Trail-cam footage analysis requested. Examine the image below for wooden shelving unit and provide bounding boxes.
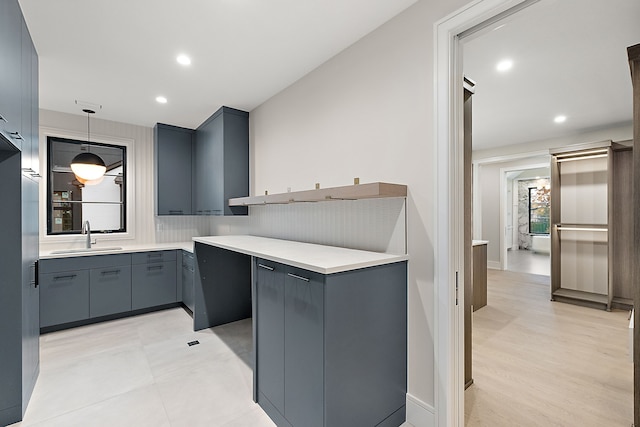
[549,140,633,311]
[228,182,407,206]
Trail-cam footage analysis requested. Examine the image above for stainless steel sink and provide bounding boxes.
[49,247,123,255]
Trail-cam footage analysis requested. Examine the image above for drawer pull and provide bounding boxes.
[9,131,23,140]
[258,263,274,271]
[54,274,77,280]
[287,273,309,282]
[169,210,183,214]
[0,114,7,123]
[147,253,163,258]
[147,265,163,271]
[100,269,121,275]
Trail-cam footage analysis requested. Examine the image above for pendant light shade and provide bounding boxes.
[71,109,106,183]
[71,152,106,180]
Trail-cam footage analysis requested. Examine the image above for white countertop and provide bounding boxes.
[472,240,489,246]
[193,235,408,274]
[39,241,194,259]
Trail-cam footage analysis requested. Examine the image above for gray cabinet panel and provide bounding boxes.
[324,262,407,427]
[21,176,39,414]
[284,267,324,427]
[40,270,90,327]
[256,259,285,413]
[0,152,22,425]
[155,124,194,215]
[194,112,223,215]
[132,261,177,310]
[181,251,194,312]
[222,110,249,216]
[39,253,131,273]
[90,265,132,317]
[193,243,251,330]
[0,0,22,147]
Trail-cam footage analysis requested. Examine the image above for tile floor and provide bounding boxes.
[11,308,276,427]
[506,249,550,276]
[13,308,414,427]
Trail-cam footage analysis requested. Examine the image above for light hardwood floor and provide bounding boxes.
[465,270,633,426]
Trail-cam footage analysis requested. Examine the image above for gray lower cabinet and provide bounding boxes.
[89,265,132,317]
[40,269,90,327]
[181,251,195,312]
[255,258,408,427]
[40,250,180,330]
[131,250,178,310]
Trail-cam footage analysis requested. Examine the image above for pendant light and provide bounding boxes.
[70,109,106,182]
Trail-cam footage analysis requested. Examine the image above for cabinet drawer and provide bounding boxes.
[40,270,90,327]
[90,265,132,317]
[40,253,131,273]
[132,250,177,265]
[132,261,177,310]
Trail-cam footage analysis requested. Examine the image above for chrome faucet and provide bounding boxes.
[82,220,91,249]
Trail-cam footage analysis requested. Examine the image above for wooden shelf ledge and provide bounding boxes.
[228,182,407,207]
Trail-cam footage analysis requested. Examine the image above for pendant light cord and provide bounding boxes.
[83,108,95,152]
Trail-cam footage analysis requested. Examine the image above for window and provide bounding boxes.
[47,136,126,235]
[529,186,550,234]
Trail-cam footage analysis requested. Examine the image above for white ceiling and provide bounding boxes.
[463,0,640,150]
[18,0,417,129]
[19,0,640,148]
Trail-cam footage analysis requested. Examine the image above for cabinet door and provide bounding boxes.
[155,124,193,215]
[256,259,285,413]
[131,261,177,310]
[193,113,223,215]
[20,18,32,170]
[40,270,90,327]
[284,267,324,427]
[90,265,132,317]
[21,176,39,410]
[0,0,22,145]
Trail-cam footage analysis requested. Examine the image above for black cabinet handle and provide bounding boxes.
[258,264,274,271]
[169,210,183,214]
[287,273,309,282]
[147,265,163,271]
[9,132,23,140]
[54,274,77,280]
[34,261,38,288]
[147,253,163,258]
[0,113,7,123]
[100,269,121,275]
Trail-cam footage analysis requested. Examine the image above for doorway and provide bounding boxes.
[434,0,637,425]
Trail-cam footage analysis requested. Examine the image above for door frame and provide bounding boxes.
[433,0,538,425]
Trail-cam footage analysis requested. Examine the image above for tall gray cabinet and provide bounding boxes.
[0,0,39,423]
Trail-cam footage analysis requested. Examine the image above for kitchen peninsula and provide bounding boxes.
[193,235,409,427]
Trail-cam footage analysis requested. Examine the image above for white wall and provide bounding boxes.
[249,0,469,413]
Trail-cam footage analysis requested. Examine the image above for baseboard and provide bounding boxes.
[487,260,501,270]
[406,393,435,427]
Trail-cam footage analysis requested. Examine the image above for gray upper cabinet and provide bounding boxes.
[0,0,22,148]
[155,106,248,216]
[155,123,194,215]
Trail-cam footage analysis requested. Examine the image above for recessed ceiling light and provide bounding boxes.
[176,54,191,66]
[554,115,567,123]
[156,96,168,104]
[496,59,513,72]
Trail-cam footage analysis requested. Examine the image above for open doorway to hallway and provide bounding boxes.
[456,0,637,424]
